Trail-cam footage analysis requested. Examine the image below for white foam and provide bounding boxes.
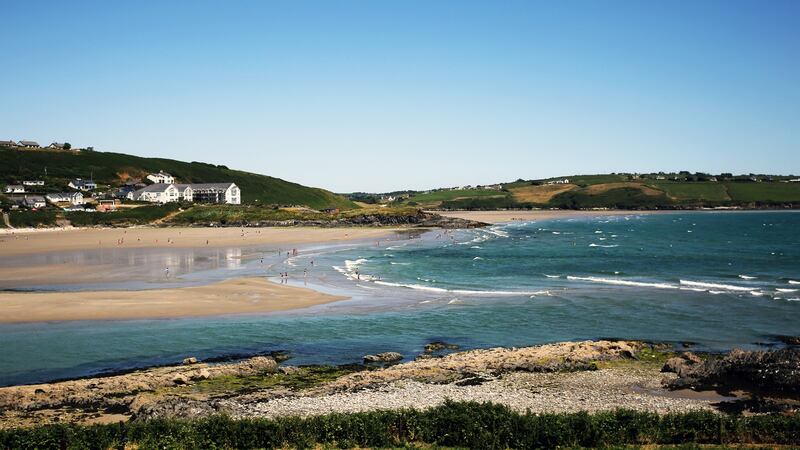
[789,280,800,285]
[750,291,765,297]
[589,243,619,248]
[738,275,757,280]
[473,257,483,260]
[566,276,678,290]
[777,288,798,293]
[470,246,482,249]
[552,231,561,235]
[709,290,726,295]
[787,298,800,302]
[679,280,751,292]
[544,274,560,279]
[389,262,411,265]
[529,290,554,297]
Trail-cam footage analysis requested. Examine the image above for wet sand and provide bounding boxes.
[434,209,669,224]
[0,277,345,323]
[0,227,398,257]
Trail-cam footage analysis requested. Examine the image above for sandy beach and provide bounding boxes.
[434,209,669,224]
[0,277,344,323]
[0,226,398,257]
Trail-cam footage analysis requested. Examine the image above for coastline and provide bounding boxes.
[4,339,796,429]
[0,226,399,257]
[0,277,346,323]
[434,209,672,224]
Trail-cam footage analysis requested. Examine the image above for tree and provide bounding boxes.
[63,142,71,150]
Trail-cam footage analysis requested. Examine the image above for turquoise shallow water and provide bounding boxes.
[1,211,798,386]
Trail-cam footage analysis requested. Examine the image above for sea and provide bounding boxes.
[1,211,798,386]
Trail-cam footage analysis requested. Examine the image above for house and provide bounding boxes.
[46,192,85,206]
[21,196,47,209]
[322,207,340,214]
[69,178,97,191]
[129,183,180,203]
[547,178,570,185]
[173,184,194,202]
[113,185,138,199]
[22,180,45,186]
[187,183,240,204]
[49,142,66,149]
[4,184,25,194]
[0,140,16,147]
[96,199,120,212]
[18,140,40,148]
[146,171,175,184]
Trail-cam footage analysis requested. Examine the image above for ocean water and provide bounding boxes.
[1,211,798,386]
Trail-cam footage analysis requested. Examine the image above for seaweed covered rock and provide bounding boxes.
[667,347,800,398]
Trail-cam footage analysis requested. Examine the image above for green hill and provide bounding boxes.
[0,146,356,210]
[388,173,800,210]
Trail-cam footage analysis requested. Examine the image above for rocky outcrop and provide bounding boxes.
[665,347,800,398]
[0,356,277,428]
[364,352,403,363]
[661,352,703,377]
[330,340,644,392]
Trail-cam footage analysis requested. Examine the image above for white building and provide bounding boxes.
[22,196,47,209]
[547,178,570,185]
[174,184,194,202]
[188,183,240,204]
[4,185,25,194]
[129,183,180,203]
[146,171,175,184]
[22,180,45,186]
[46,192,85,206]
[69,178,97,191]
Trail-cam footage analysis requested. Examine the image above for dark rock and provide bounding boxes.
[666,347,800,399]
[363,352,403,363]
[424,341,460,353]
[775,335,800,346]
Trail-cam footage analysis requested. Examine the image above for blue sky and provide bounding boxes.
[2,1,798,192]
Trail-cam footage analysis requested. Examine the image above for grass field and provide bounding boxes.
[406,188,509,207]
[64,204,183,227]
[725,182,800,202]
[648,182,731,202]
[0,146,356,210]
[510,184,577,203]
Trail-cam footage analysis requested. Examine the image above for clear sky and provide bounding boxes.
[2,1,798,192]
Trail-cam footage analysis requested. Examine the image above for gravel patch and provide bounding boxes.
[232,368,717,419]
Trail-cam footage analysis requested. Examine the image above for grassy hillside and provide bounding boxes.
[392,174,800,210]
[0,146,356,210]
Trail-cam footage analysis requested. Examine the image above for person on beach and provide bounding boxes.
[164,266,170,279]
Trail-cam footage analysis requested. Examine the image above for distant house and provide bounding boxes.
[113,185,138,199]
[547,178,570,185]
[129,183,180,203]
[49,142,66,150]
[97,199,120,212]
[69,178,97,191]
[4,184,25,194]
[146,171,175,184]
[322,207,340,214]
[0,140,16,147]
[22,180,45,186]
[18,140,40,148]
[173,184,194,202]
[789,178,800,183]
[188,183,240,204]
[21,195,47,209]
[46,192,85,206]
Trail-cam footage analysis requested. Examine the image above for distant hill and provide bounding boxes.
[380,173,800,210]
[0,146,357,210]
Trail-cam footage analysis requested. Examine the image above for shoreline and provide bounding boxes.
[3,339,794,429]
[433,208,799,224]
[0,226,400,257]
[0,277,346,324]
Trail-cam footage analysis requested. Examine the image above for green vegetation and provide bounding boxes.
[183,365,362,396]
[64,204,183,227]
[7,210,58,228]
[649,182,731,202]
[725,182,800,203]
[440,195,520,210]
[169,205,421,225]
[0,146,356,210]
[2,401,799,449]
[408,188,508,207]
[548,187,672,210]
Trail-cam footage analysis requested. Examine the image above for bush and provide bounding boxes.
[8,210,57,227]
[1,402,799,449]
